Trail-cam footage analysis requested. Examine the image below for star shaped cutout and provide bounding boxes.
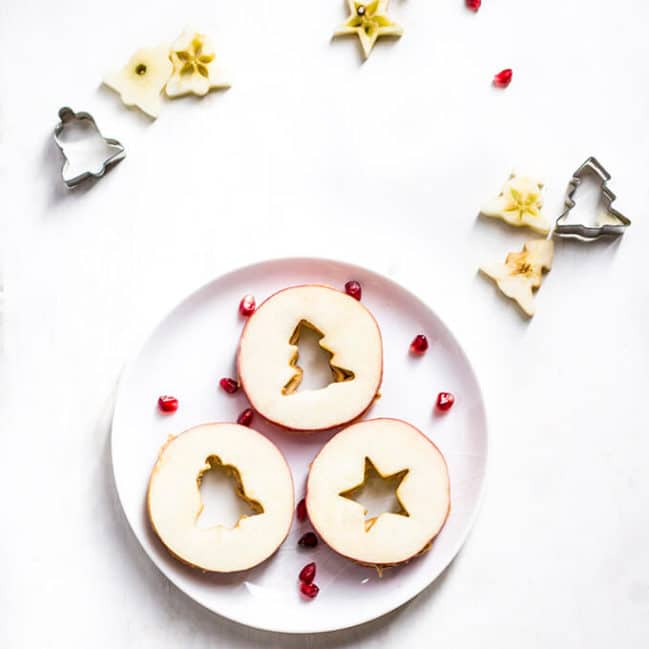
[334,0,403,60]
[339,457,409,531]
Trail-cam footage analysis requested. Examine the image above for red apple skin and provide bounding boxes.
[236,284,384,433]
[146,422,295,574]
[305,418,451,569]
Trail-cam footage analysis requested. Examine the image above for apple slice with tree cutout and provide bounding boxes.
[147,423,294,572]
[237,285,383,431]
[306,418,450,568]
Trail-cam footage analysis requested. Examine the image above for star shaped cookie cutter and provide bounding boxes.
[53,107,126,188]
[554,156,631,240]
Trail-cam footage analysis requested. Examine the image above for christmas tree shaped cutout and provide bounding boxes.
[555,156,631,239]
[283,320,355,394]
[480,239,554,317]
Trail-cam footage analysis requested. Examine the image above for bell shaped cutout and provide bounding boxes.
[53,107,125,188]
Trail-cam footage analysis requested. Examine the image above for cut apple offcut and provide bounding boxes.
[147,423,294,572]
[307,418,450,568]
[237,285,383,431]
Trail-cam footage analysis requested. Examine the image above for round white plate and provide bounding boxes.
[111,257,488,634]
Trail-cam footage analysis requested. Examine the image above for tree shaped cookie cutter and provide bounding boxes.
[554,156,631,240]
[53,107,126,188]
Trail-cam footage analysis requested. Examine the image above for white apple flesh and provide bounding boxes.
[147,423,294,572]
[237,285,383,431]
[306,418,450,567]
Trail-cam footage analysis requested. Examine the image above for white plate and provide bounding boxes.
[111,257,488,634]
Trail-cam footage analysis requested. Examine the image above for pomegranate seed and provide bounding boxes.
[237,408,254,426]
[493,68,513,88]
[436,392,455,412]
[219,377,239,394]
[410,334,429,355]
[298,532,318,548]
[157,395,179,413]
[344,280,362,301]
[299,562,317,584]
[239,294,256,317]
[296,498,307,522]
[300,582,319,599]
[466,0,481,11]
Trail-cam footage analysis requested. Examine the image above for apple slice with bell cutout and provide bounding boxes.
[237,284,383,431]
[306,418,450,568]
[147,423,294,572]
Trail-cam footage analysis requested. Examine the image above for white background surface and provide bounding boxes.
[1,0,648,647]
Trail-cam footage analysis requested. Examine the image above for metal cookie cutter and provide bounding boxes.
[554,156,631,240]
[53,107,125,188]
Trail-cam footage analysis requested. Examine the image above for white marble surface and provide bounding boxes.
[2,0,649,647]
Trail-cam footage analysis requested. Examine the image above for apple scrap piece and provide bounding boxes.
[334,0,403,60]
[237,285,383,431]
[166,29,230,98]
[480,239,554,317]
[103,45,173,118]
[306,419,450,568]
[481,174,550,234]
[147,423,294,572]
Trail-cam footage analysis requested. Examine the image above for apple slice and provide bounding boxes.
[306,418,450,568]
[237,285,383,431]
[147,423,294,572]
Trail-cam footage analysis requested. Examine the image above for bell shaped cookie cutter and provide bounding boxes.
[53,107,126,188]
[554,156,631,240]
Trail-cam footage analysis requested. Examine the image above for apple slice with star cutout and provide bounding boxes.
[237,285,383,431]
[306,418,450,568]
[147,423,294,572]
